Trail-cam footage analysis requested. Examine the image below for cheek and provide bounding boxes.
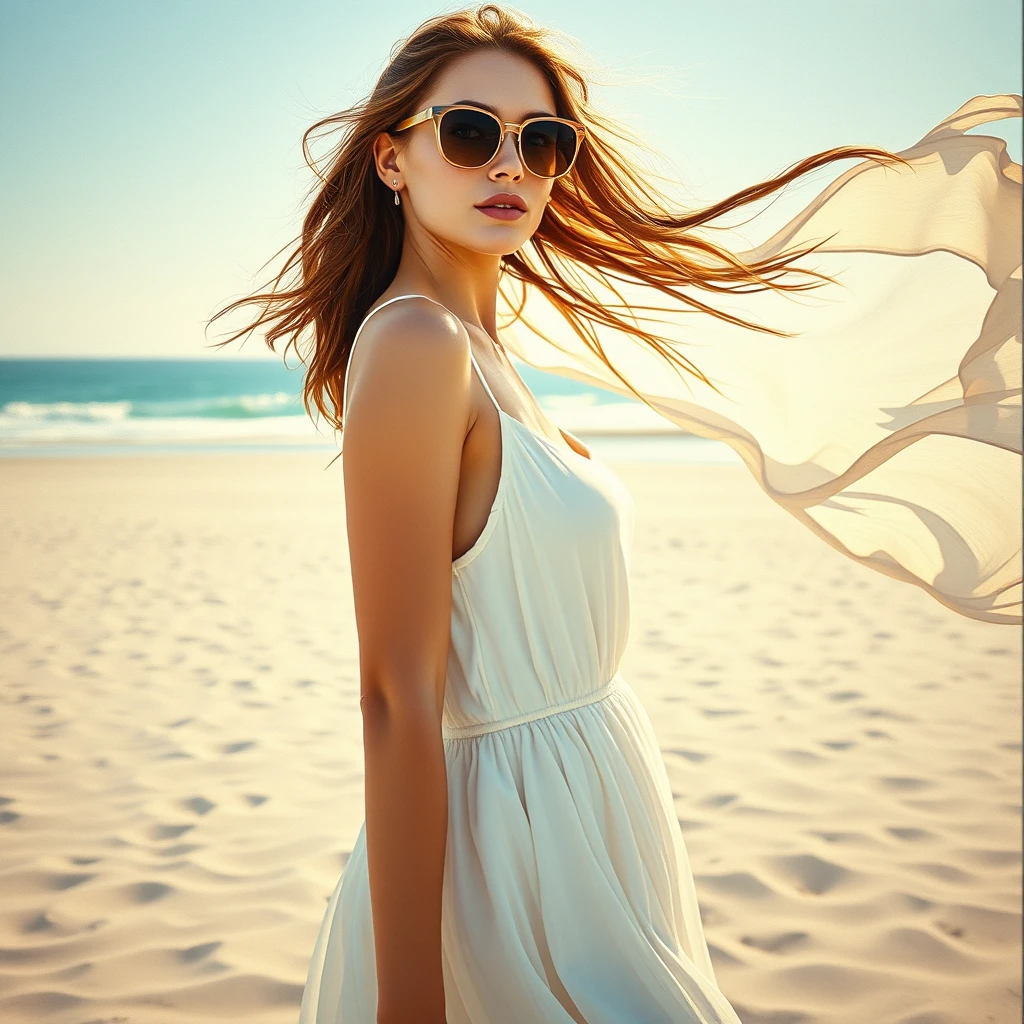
[406,142,473,213]
[413,178,476,238]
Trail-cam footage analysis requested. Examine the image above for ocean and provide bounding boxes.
[0,358,739,463]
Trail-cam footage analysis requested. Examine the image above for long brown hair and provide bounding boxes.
[207,3,910,446]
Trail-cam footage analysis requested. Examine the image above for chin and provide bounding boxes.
[462,227,537,257]
[424,214,537,258]
[476,240,530,257]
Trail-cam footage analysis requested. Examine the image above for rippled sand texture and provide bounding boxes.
[0,453,1020,1024]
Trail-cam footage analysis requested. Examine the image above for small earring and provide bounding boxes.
[392,179,400,206]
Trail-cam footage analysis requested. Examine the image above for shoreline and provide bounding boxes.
[0,430,745,464]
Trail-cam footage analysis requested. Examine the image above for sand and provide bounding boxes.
[0,451,1019,1024]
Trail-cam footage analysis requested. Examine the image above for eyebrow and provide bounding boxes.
[450,99,556,120]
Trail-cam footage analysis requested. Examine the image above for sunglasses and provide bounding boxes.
[392,104,586,180]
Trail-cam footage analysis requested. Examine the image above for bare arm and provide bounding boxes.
[342,301,471,1024]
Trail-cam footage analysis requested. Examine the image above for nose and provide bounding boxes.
[487,126,524,182]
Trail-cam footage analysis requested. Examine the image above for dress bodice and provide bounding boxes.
[340,293,636,740]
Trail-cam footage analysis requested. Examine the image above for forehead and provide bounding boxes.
[422,49,558,120]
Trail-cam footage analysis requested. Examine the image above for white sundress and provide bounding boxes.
[299,293,746,1023]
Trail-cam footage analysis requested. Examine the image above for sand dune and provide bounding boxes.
[0,452,1019,1024]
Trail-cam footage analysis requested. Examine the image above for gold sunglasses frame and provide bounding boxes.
[392,104,587,179]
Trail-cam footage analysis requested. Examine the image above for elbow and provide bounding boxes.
[359,673,444,726]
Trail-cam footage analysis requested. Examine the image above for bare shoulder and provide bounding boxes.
[359,295,466,351]
[344,297,471,427]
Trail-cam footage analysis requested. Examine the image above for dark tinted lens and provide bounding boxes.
[520,120,578,177]
[438,108,502,167]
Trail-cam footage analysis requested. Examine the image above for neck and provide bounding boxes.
[388,223,505,343]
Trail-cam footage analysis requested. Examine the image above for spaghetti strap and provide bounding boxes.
[341,292,501,427]
[465,347,501,415]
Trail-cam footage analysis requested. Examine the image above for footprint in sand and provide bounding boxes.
[150,823,194,841]
[222,740,256,754]
[666,748,711,764]
[763,853,858,896]
[886,827,934,842]
[182,796,216,815]
[739,930,810,954]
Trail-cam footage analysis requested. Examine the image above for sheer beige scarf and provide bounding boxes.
[498,94,1022,626]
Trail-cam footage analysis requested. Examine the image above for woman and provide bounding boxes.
[209,6,1021,1022]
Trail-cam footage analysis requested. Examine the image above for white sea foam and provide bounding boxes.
[0,393,738,462]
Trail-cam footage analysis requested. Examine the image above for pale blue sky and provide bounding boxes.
[1,0,1020,357]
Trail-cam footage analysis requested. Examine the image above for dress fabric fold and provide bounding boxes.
[499,93,1022,625]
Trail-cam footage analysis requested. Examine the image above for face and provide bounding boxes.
[376,49,564,257]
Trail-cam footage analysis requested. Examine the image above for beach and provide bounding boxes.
[0,451,1019,1024]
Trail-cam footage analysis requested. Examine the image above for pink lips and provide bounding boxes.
[475,192,527,221]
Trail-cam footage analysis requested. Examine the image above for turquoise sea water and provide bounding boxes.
[0,358,739,463]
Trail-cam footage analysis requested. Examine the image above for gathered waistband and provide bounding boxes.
[442,672,623,740]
